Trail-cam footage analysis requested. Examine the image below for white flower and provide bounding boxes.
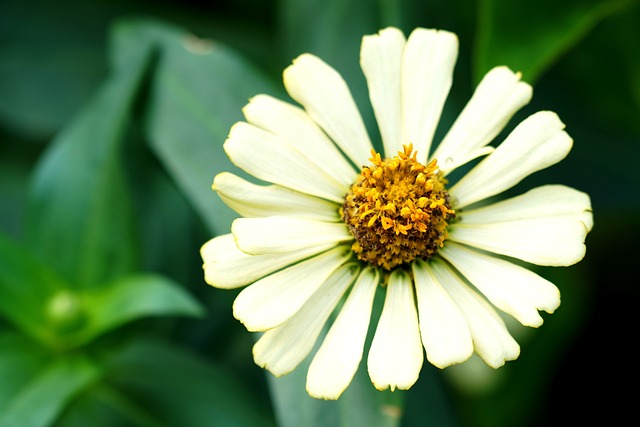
[200,27,593,400]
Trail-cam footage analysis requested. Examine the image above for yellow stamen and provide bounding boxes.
[340,144,454,270]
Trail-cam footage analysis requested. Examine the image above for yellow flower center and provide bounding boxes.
[340,144,455,270]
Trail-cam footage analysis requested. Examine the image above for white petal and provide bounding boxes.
[367,270,423,391]
[213,172,340,221]
[401,28,458,163]
[440,242,560,327]
[233,246,351,331]
[253,263,359,376]
[430,258,520,368]
[243,94,357,188]
[432,66,532,173]
[224,122,345,202]
[448,217,588,266]
[360,27,406,157]
[450,111,573,208]
[201,234,335,289]
[283,53,373,167]
[232,216,352,255]
[459,184,593,232]
[307,267,380,400]
[412,259,473,368]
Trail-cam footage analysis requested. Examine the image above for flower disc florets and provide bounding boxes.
[341,144,455,270]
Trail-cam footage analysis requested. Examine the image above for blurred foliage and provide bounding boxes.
[1,0,638,426]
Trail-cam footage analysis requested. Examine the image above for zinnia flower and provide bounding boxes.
[200,27,593,400]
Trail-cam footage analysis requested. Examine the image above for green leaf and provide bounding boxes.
[278,0,377,67]
[0,43,106,140]
[267,357,404,427]
[550,1,640,135]
[73,274,204,346]
[125,152,200,281]
[0,232,65,344]
[267,368,339,427]
[52,385,156,427]
[0,356,100,427]
[263,284,459,427]
[24,28,154,289]
[0,332,50,411]
[131,18,278,235]
[0,227,201,350]
[402,367,460,427]
[99,338,275,427]
[0,134,40,238]
[474,0,634,83]
[0,0,108,139]
[277,0,378,141]
[266,291,407,427]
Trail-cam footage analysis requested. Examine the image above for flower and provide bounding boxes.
[200,27,593,400]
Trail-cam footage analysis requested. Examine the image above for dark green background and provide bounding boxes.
[1,0,638,426]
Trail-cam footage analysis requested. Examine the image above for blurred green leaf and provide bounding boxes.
[401,366,460,427]
[0,232,65,344]
[102,338,275,427]
[277,0,378,139]
[127,18,278,235]
[73,274,204,346]
[266,280,460,427]
[0,356,100,427]
[52,386,146,427]
[0,44,106,140]
[474,0,634,83]
[278,0,377,66]
[0,232,201,350]
[339,365,405,427]
[125,146,198,281]
[0,134,42,239]
[268,356,405,427]
[267,371,338,427]
[267,292,406,427]
[0,332,50,411]
[24,28,154,289]
[549,1,640,135]
[0,0,108,139]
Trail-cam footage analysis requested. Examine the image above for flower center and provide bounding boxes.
[340,144,455,270]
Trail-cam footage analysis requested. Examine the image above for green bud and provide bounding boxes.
[46,290,88,335]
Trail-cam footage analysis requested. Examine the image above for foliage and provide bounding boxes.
[1,0,638,426]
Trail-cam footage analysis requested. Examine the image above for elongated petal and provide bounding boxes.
[432,66,532,173]
[368,270,423,391]
[307,267,380,399]
[412,259,473,368]
[430,259,520,368]
[360,27,405,157]
[214,172,340,221]
[450,111,573,208]
[460,184,593,232]
[401,28,458,163]
[283,53,373,167]
[232,216,352,255]
[253,263,359,376]
[448,217,588,266]
[243,94,357,188]
[440,243,560,327]
[201,234,335,289]
[233,246,351,331]
[224,122,345,202]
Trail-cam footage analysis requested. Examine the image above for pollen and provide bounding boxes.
[340,144,455,270]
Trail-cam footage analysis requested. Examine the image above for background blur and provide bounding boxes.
[1,0,639,426]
